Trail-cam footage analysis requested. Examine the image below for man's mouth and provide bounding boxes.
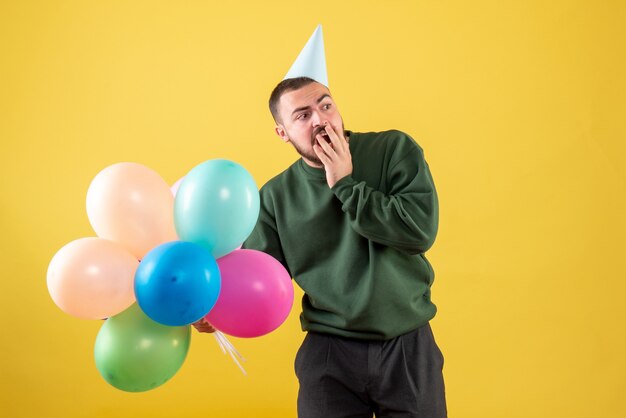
[314,128,331,143]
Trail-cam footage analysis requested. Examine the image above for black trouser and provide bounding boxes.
[295,323,447,418]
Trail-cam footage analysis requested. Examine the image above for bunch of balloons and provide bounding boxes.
[47,160,294,392]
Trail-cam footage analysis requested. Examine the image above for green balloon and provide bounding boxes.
[94,303,191,392]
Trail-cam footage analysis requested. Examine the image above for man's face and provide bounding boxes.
[275,82,345,167]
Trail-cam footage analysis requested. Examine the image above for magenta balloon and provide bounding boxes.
[205,249,294,338]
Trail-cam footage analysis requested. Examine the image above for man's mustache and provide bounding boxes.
[312,126,330,141]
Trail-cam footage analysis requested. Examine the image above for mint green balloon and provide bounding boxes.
[94,304,190,392]
[174,159,260,258]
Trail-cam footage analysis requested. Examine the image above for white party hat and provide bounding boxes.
[284,24,328,87]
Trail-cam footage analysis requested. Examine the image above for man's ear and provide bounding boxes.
[275,124,290,143]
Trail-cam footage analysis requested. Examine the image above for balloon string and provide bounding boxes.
[217,332,241,362]
[212,332,226,354]
[219,332,246,361]
[220,334,246,375]
[227,348,248,376]
[215,331,247,375]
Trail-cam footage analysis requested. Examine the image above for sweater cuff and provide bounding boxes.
[331,175,358,206]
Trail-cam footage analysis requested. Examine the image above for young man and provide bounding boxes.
[195,76,447,417]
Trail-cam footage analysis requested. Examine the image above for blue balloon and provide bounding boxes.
[135,241,221,326]
[174,159,260,258]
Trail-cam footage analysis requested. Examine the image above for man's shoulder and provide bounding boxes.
[352,129,423,155]
[353,129,418,144]
[259,159,300,195]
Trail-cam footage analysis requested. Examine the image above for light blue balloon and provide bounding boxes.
[174,160,260,258]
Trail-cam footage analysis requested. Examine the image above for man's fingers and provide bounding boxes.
[313,143,332,165]
[316,134,336,158]
[324,124,347,153]
[192,318,216,333]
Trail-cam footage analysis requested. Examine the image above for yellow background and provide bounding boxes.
[1,1,624,417]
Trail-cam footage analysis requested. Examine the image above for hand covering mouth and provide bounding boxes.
[312,127,331,143]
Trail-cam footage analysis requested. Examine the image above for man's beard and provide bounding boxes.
[292,142,323,166]
[287,121,345,167]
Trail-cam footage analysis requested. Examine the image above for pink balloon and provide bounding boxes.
[86,163,178,259]
[170,177,183,197]
[205,249,294,338]
[47,238,139,320]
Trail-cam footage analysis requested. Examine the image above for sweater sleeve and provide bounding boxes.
[330,141,439,254]
[241,189,291,275]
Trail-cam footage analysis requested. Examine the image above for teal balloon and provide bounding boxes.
[174,159,260,258]
[94,304,190,392]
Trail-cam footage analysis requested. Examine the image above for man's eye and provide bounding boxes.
[322,104,331,110]
[298,113,309,120]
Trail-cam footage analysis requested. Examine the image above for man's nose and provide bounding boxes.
[311,111,326,127]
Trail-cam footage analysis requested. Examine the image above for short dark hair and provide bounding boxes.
[269,77,319,123]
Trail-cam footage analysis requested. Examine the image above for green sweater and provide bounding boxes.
[242,130,439,340]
